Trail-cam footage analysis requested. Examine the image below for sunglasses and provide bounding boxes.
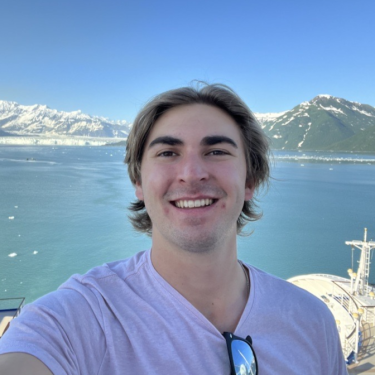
[223,332,258,375]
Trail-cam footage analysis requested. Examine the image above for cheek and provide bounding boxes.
[135,183,144,201]
[139,169,174,207]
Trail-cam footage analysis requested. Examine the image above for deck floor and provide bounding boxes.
[0,310,16,321]
[348,322,375,374]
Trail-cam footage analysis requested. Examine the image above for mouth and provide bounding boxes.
[173,198,216,209]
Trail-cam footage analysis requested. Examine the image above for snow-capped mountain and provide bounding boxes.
[1,96,375,151]
[0,100,130,138]
[254,111,287,128]
[257,95,375,151]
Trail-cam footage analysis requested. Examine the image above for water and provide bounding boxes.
[1,146,375,303]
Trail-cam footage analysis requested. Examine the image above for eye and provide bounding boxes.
[207,149,229,156]
[157,151,177,157]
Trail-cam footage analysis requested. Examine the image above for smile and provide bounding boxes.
[174,198,214,209]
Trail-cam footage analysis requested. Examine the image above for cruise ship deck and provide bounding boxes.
[348,321,375,374]
[289,229,375,372]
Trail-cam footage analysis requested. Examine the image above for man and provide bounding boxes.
[0,83,347,374]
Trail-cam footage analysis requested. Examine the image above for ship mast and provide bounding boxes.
[346,228,375,296]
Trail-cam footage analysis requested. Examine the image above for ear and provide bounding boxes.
[135,181,144,201]
[245,182,255,201]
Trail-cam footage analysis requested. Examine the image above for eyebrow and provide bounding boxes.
[147,135,238,149]
[148,136,183,148]
[201,135,238,148]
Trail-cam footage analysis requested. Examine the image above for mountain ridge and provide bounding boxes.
[258,95,375,152]
[1,96,375,151]
[0,100,129,139]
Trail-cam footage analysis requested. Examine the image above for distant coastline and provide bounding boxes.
[272,151,375,163]
[0,136,126,146]
[2,137,375,161]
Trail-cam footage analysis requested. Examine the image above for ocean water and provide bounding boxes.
[1,146,375,303]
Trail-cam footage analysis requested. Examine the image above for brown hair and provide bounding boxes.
[124,82,270,235]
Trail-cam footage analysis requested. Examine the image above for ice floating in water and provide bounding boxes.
[33,251,38,255]
[8,253,17,257]
[275,154,375,164]
[8,216,14,220]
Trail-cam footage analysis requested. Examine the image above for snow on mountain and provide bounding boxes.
[1,96,375,151]
[316,94,333,99]
[0,100,130,138]
[254,111,287,128]
[261,95,375,151]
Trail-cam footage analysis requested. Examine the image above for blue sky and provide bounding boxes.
[1,0,374,122]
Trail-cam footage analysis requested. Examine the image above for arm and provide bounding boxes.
[0,353,52,375]
[0,288,106,375]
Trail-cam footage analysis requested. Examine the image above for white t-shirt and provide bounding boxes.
[0,250,348,374]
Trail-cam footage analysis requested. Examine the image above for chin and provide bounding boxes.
[168,228,228,254]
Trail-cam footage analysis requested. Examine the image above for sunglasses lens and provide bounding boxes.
[231,339,257,375]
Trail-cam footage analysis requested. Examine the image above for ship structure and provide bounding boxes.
[289,228,375,365]
[0,298,24,338]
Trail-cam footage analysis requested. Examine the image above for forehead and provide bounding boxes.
[146,104,242,144]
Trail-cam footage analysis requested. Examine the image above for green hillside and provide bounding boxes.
[263,95,375,152]
[322,125,375,153]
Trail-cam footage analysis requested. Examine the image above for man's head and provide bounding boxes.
[125,82,270,235]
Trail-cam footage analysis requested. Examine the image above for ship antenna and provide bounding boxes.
[345,228,375,296]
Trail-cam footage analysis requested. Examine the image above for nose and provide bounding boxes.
[177,153,209,183]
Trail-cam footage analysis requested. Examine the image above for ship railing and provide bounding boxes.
[330,281,359,312]
[330,289,375,327]
[361,306,375,326]
[332,293,354,313]
[342,325,357,360]
[330,290,358,317]
[0,297,25,338]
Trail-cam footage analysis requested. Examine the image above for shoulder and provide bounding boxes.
[241,265,347,374]
[6,250,151,338]
[247,265,334,323]
[60,250,149,293]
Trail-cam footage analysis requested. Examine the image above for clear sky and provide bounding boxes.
[1,0,374,122]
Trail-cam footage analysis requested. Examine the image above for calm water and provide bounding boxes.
[1,146,375,303]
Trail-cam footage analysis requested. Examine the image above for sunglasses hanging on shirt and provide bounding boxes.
[223,332,258,375]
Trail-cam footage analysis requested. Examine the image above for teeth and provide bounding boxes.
[175,199,213,208]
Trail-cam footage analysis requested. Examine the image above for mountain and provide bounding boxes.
[0,100,130,138]
[256,95,375,152]
[0,128,15,137]
[1,96,375,152]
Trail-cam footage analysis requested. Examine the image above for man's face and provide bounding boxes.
[135,104,254,253]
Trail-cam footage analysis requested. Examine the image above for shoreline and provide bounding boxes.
[0,136,126,146]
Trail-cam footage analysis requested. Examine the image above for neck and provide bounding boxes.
[150,237,249,333]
